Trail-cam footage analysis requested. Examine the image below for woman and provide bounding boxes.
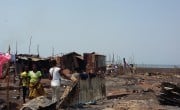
[20,65,29,103]
[28,64,45,99]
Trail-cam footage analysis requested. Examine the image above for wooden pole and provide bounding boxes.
[29,36,32,54]
[112,53,114,65]
[6,62,10,110]
[16,41,18,55]
[37,44,39,56]
[6,45,11,110]
[52,47,54,57]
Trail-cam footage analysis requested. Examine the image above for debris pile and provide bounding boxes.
[20,96,56,110]
[112,99,161,110]
[158,82,180,107]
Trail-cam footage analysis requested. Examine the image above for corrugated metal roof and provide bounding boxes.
[75,56,84,60]
[17,56,28,60]
[31,57,42,61]
[63,52,81,56]
[84,52,105,56]
[17,56,48,61]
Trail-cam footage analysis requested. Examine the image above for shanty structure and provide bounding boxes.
[16,54,51,78]
[59,74,106,108]
[19,52,107,109]
[84,52,106,73]
[59,52,106,108]
[60,52,86,72]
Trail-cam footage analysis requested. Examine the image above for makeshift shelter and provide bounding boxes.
[84,52,106,73]
[16,54,51,78]
[61,52,86,72]
[58,74,106,108]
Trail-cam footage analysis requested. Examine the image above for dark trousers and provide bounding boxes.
[22,86,28,102]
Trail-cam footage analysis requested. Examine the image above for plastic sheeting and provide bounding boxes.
[0,53,11,78]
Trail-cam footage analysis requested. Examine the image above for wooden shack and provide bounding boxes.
[84,52,106,73]
[61,52,86,72]
[16,54,51,78]
[59,74,106,108]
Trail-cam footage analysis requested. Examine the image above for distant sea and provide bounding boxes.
[135,64,180,68]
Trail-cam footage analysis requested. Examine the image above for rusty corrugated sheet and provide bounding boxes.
[59,75,106,108]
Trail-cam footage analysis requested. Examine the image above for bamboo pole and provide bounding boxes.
[29,36,32,54]
[6,45,11,110]
[6,62,10,110]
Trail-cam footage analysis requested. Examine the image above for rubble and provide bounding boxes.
[158,82,180,107]
[20,96,56,110]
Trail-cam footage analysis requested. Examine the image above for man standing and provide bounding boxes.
[49,60,61,103]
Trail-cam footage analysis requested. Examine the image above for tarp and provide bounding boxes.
[0,53,11,78]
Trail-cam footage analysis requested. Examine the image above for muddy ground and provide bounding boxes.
[1,71,180,110]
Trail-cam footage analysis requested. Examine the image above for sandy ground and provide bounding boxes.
[1,72,180,110]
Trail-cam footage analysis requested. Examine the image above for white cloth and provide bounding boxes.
[49,67,61,86]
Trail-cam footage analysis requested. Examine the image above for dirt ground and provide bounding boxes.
[1,72,180,110]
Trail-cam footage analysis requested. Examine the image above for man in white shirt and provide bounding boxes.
[49,60,78,104]
[49,60,61,103]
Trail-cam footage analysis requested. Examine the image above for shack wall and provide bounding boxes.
[60,75,106,107]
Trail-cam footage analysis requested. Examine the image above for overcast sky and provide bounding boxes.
[0,0,179,65]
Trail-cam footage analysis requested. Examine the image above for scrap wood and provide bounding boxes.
[57,81,78,108]
[158,82,180,107]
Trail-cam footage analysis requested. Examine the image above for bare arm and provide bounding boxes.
[60,69,71,80]
[60,69,77,82]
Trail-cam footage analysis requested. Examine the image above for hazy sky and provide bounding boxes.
[0,0,179,65]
